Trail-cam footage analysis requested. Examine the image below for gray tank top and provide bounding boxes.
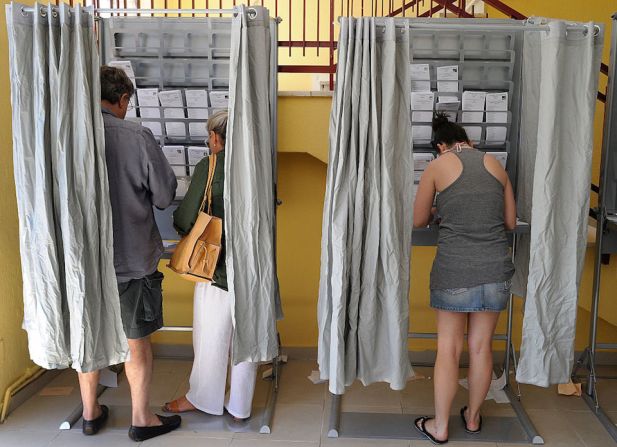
[430,148,515,290]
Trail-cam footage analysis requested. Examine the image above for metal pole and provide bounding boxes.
[59,385,107,430]
[327,393,342,438]
[503,232,517,387]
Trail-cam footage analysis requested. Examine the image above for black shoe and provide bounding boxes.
[128,414,182,442]
[82,405,109,436]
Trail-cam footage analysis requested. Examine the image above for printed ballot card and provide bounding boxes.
[411,92,435,110]
[486,92,508,112]
[461,112,484,123]
[462,91,487,111]
[185,89,209,119]
[159,90,185,119]
[411,81,431,92]
[143,122,163,137]
[464,126,482,142]
[137,89,160,118]
[187,147,208,165]
[485,112,508,123]
[436,65,459,81]
[189,123,207,138]
[412,111,433,122]
[437,81,459,93]
[209,91,230,109]
[486,126,507,144]
[108,60,136,81]
[165,122,186,138]
[162,146,186,176]
[411,64,431,80]
[412,125,432,142]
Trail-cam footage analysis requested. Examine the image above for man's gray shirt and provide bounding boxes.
[102,108,177,282]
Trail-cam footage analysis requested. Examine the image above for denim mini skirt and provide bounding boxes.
[430,280,511,312]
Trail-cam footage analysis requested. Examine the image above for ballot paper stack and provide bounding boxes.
[186,90,209,138]
[412,153,434,206]
[435,65,460,122]
[137,88,163,137]
[187,146,208,175]
[159,90,186,138]
[108,60,138,118]
[460,90,508,145]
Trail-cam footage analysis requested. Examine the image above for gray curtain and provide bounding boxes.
[225,5,280,364]
[318,17,414,395]
[514,21,603,386]
[7,2,128,372]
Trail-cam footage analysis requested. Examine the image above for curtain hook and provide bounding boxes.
[247,8,257,20]
[40,6,48,17]
[20,6,28,16]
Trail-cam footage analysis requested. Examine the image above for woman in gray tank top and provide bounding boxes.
[412,113,516,444]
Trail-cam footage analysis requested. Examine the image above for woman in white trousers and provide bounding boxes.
[163,111,258,420]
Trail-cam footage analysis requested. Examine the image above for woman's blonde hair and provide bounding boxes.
[207,110,228,144]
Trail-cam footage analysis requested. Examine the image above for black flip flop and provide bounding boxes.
[460,406,482,434]
[82,404,109,436]
[414,416,448,445]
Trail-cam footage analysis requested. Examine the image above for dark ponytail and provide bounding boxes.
[432,112,469,148]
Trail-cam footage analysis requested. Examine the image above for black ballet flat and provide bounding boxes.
[82,404,109,436]
[128,414,181,442]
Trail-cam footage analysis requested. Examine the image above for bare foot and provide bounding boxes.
[162,395,197,413]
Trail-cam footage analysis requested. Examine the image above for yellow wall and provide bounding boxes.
[0,0,36,416]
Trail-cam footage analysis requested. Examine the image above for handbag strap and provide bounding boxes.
[199,153,217,214]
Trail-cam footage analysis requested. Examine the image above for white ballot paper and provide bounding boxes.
[189,122,207,138]
[485,112,508,123]
[436,96,460,112]
[158,90,185,119]
[412,111,434,122]
[486,126,507,144]
[176,176,190,199]
[411,81,432,92]
[462,91,487,111]
[165,122,186,138]
[187,146,208,165]
[461,111,484,123]
[437,81,459,93]
[437,65,459,81]
[487,151,508,169]
[108,60,136,80]
[411,63,431,80]
[464,126,482,142]
[162,146,186,176]
[185,89,209,119]
[143,122,163,137]
[412,125,432,142]
[411,92,435,111]
[137,88,160,118]
[486,92,508,111]
[209,91,230,109]
[413,153,435,171]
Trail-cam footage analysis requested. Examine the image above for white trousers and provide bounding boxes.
[185,283,258,418]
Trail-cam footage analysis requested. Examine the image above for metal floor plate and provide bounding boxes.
[338,412,530,444]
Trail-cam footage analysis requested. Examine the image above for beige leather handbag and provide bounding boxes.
[168,154,222,283]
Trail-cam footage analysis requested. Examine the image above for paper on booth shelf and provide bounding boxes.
[462,91,486,111]
[486,92,508,111]
[414,171,423,183]
[162,146,185,176]
[436,65,459,81]
[463,126,482,142]
[411,92,434,110]
[209,91,230,109]
[189,122,207,138]
[137,88,160,118]
[176,177,190,199]
[436,98,460,112]
[142,121,163,137]
[461,111,484,123]
[412,111,433,122]
[412,125,432,142]
[186,89,209,119]
[486,126,507,144]
[413,153,435,170]
[187,146,208,165]
[437,81,458,93]
[159,90,185,119]
[165,122,186,138]
[411,63,431,80]
[485,112,508,123]
[487,151,508,169]
[411,80,431,92]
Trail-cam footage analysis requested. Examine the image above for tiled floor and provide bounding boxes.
[1,357,616,447]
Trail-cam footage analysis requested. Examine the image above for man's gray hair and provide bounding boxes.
[207,110,228,144]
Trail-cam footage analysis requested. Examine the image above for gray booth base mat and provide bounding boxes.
[337,412,529,444]
[70,404,265,434]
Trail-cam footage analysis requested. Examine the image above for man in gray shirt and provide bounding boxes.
[78,66,180,442]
